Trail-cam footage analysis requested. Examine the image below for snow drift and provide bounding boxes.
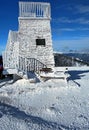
[0,67,89,130]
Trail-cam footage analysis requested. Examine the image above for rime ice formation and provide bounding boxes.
[3,2,54,77]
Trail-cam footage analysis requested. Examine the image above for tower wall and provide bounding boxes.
[18,20,54,67]
[18,2,54,68]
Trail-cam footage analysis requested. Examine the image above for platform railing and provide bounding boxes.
[19,2,51,18]
[18,56,47,73]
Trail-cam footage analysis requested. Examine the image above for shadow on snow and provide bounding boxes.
[0,102,80,130]
[67,70,89,87]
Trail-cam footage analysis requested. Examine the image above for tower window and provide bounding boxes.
[36,39,46,47]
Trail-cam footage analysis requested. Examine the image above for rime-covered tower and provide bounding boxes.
[18,2,54,67]
[3,2,54,76]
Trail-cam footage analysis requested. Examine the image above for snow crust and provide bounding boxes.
[0,67,89,129]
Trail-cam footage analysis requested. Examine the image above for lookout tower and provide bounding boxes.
[18,2,54,67]
[3,2,55,78]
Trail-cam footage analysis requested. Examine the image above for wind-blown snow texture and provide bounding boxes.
[0,67,89,130]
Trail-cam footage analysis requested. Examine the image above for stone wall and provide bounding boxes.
[18,18,54,68]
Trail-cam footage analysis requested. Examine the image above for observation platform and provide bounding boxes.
[19,2,51,19]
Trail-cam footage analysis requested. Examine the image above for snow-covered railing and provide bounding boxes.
[19,2,51,19]
[18,56,47,73]
[3,51,17,69]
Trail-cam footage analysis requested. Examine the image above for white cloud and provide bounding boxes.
[75,5,89,14]
[56,3,89,14]
[52,27,89,33]
[53,28,75,32]
[53,37,89,52]
[63,4,89,14]
[53,17,72,24]
[59,28,75,31]
[53,17,89,25]
[74,18,89,24]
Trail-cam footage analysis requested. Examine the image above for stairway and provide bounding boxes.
[17,56,47,81]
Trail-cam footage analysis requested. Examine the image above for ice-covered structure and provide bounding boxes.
[3,2,55,78]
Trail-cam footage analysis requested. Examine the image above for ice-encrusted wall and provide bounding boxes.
[3,2,54,74]
[18,18,54,67]
[3,31,19,69]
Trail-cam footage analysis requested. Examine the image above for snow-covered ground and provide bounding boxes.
[0,67,89,130]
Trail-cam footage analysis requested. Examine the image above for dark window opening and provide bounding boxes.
[36,39,46,47]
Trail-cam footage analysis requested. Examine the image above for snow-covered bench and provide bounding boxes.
[40,67,68,80]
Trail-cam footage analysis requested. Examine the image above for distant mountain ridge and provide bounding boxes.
[54,53,89,67]
[64,53,89,63]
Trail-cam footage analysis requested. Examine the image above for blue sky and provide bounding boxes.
[0,0,89,54]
